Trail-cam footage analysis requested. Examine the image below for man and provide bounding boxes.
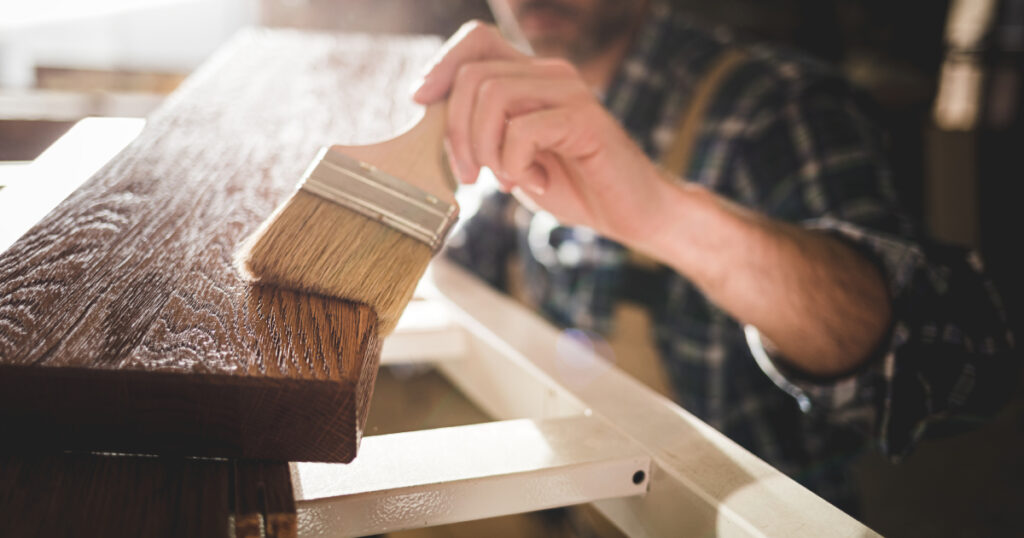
[411,0,1016,512]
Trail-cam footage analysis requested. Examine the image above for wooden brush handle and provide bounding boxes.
[330,102,455,204]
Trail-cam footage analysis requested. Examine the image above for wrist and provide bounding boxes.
[627,172,722,277]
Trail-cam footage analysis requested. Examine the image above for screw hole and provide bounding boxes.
[632,470,646,485]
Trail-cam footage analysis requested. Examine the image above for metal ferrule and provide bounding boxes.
[298,147,458,253]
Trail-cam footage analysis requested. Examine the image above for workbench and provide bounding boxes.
[0,30,879,537]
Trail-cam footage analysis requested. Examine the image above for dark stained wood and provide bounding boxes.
[233,460,298,538]
[0,30,440,462]
[0,452,293,538]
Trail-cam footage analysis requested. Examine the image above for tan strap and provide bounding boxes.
[613,47,750,399]
[628,47,749,270]
[659,48,749,177]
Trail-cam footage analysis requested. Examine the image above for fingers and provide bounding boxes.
[409,21,599,192]
[502,105,602,194]
[412,21,525,104]
[446,60,569,184]
[446,60,581,184]
[509,152,579,221]
[470,71,588,181]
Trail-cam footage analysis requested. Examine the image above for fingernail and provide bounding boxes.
[420,56,440,78]
[528,182,546,196]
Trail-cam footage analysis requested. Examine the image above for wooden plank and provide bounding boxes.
[0,29,440,462]
[0,452,294,538]
[234,460,298,538]
[0,452,230,537]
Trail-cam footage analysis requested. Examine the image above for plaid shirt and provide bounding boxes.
[445,3,1017,512]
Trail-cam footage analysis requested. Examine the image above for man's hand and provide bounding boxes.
[415,22,893,377]
[412,21,670,247]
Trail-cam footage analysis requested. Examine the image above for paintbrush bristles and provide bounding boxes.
[235,190,432,335]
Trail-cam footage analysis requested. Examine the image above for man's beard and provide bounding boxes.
[517,0,645,64]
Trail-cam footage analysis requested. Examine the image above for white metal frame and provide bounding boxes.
[293,416,650,536]
[297,262,878,537]
[3,119,880,538]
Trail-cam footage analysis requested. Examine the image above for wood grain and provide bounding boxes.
[0,29,440,462]
[0,452,293,538]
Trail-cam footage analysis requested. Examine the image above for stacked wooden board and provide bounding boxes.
[0,29,441,535]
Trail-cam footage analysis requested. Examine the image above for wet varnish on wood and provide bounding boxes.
[0,30,440,462]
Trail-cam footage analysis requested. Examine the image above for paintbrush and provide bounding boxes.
[234,102,458,335]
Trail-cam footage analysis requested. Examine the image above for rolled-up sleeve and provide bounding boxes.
[747,219,1017,460]
[736,69,1018,459]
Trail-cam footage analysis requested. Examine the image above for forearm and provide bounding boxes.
[631,175,892,376]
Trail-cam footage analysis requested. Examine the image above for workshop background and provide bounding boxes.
[2,0,1022,536]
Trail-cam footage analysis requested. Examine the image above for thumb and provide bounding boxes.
[412,21,525,103]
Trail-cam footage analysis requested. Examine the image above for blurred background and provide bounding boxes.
[2,1,1022,536]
